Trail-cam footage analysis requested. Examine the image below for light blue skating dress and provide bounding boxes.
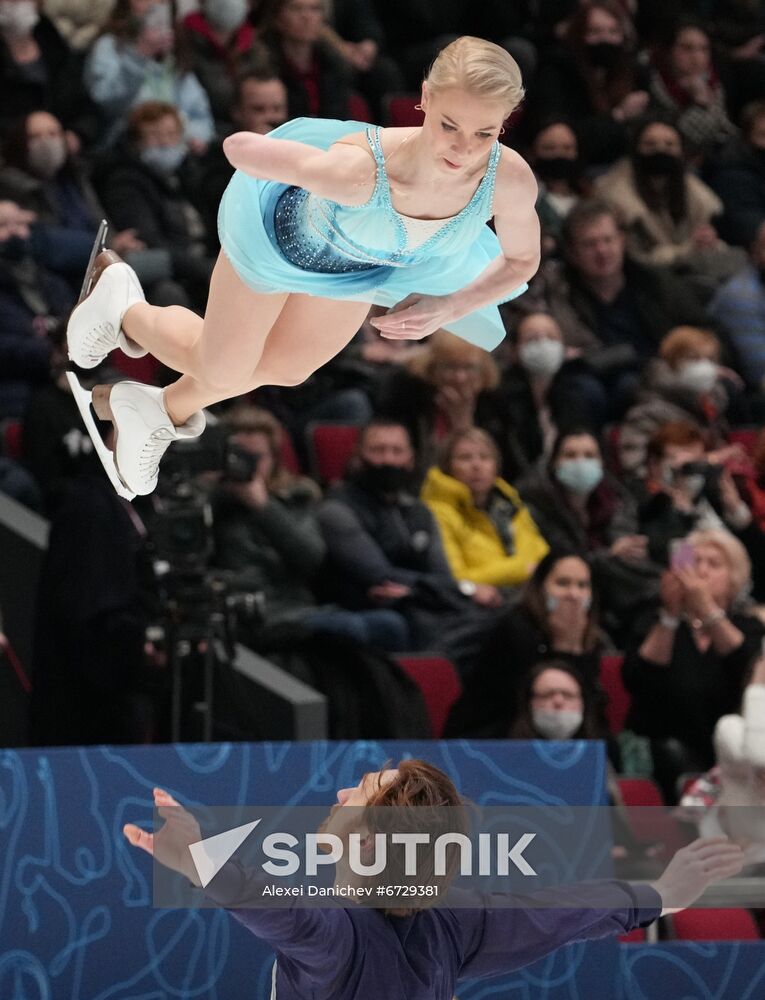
[217,117,528,350]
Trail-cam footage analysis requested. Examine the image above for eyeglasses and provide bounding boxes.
[531,690,583,703]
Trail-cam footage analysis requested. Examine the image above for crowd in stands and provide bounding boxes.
[3,1,765,865]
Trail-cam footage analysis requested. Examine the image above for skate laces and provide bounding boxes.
[138,427,175,479]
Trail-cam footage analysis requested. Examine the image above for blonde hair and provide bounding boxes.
[425,36,524,117]
[687,528,752,607]
[406,329,500,391]
[438,427,501,475]
[659,326,720,369]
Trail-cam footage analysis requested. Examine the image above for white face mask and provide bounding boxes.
[28,136,67,178]
[518,337,565,377]
[0,0,39,36]
[205,0,248,32]
[676,358,717,394]
[532,708,584,739]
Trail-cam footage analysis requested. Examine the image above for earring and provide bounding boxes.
[414,104,423,111]
[499,126,506,135]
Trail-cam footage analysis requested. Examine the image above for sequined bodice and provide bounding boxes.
[271,126,502,274]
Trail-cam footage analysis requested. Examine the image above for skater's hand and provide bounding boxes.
[650,836,744,915]
[369,294,456,340]
[123,787,203,886]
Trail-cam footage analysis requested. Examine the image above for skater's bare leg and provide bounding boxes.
[121,252,288,381]
[163,294,372,424]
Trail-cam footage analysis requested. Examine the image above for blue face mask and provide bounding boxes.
[555,457,603,496]
[140,143,187,174]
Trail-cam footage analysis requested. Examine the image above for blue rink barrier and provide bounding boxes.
[1,739,763,999]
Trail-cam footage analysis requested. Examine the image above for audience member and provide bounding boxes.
[84,0,214,149]
[94,100,215,309]
[520,199,709,421]
[619,326,736,479]
[322,0,404,121]
[528,119,589,258]
[500,311,596,471]
[316,419,489,650]
[43,0,115,51]
[0,109,145,285]
[646,19,738,158]
[708,220,765,393]
[638,420,764,570]
[594,116,745,289]
[623,528,764,802]
[0,0,95,136]
[507,658,606,741]
[518,427,657,634]
[421,428,548,599]
[374,329,519,476]
[709,99,765,247]
[231,68,289,134]
[213,406,409,651]
[444,551,608,735]
[0,198,71,420]
[256,0,351,120]
[528,0,649,165]
[180,0,267,130]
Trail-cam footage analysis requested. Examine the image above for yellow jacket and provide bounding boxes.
[421,467,549,587]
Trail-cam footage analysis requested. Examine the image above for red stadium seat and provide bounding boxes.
[279,430,301,475]
[619,928,647,943]
[671,908,760,941]
[384,94,424,127]
[307,422,360,484]
[617,777,664,807]
[1,419,23,460]
[599,655,631,734]
[616,777,690,859]
[728,428,759,458]
[111,350,160,385]
[397,654,462,739]
[347,92,373,123]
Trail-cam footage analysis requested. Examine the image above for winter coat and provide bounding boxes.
[421,467,549,588]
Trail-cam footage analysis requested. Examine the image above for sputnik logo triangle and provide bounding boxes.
[188,819,262,888]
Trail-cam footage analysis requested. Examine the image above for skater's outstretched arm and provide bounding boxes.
[124,788,356,987]
[455,836,744,980]
[223,131,376,206]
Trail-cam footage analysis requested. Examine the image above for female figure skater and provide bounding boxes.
[66,36,541,498]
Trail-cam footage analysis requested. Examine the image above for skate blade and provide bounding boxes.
[78,219,109,304]
[65,372,136,501]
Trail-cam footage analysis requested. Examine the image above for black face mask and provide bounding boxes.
[355,462,412,496]
[585,41,622,69]
[536,156,581,183]
[634,151,684,178]
[0,234,30,261]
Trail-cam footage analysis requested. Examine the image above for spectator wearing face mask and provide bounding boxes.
[518,428,658,636]
[316,419,493,651]
[444,552,609,735]
[93,100,216,310]
[0,0,95,137]
[84,0,214,150]
[707,220,765,394]
[594,116,745,291]
[42,0,115,51]
[618,326,740,480]
[421,428,549,603]
[710,100,765,248]
[528,120,590,258]
[501,312,599,471]
[623,528,764,801]
[509,660,607,742]
[527,0,650,166]
[0,109,145,287]
[180,0,269,132]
